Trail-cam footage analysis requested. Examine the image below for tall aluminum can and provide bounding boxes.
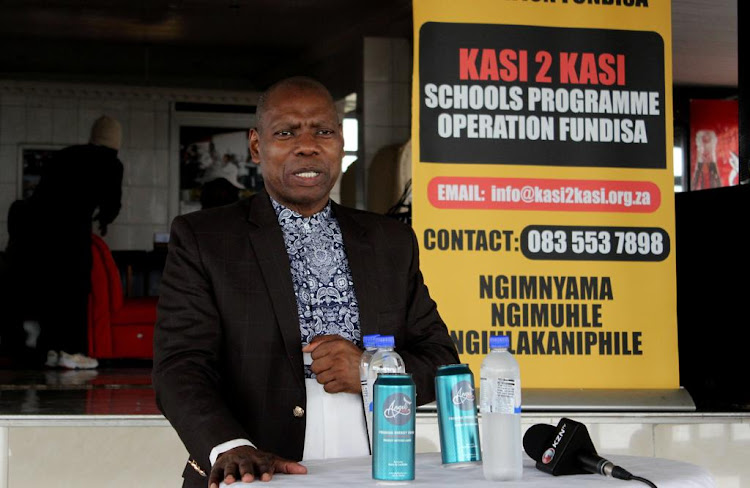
[372,373,416,481]
[435,364,482,467]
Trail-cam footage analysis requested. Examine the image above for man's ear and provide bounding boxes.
[249,128,261,165]
[338,123,345,160]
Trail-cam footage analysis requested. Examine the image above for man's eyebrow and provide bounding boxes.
[270,120,340,130]
[270,121,302,131]
[310,119,342,128]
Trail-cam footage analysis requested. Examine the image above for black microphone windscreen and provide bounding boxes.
[523,423,557,462]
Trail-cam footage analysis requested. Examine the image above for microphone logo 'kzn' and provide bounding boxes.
[450,381,475,410]
[383,393,413,425]
[542,447,556,464]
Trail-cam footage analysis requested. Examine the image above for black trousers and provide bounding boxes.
[6,220,92,360]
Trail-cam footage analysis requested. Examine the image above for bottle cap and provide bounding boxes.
[375,335,395,348]
[489,335,510,349]
[362,334,380,348]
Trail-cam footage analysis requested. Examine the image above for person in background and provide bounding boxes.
[5,115,124,369]
[153,76,458,487]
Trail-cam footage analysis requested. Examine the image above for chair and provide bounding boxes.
[88,234,158,359]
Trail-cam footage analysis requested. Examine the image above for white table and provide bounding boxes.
[222,452,715,487]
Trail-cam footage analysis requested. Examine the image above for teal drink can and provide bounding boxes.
[372,373,416,481]
[435,364,482,467]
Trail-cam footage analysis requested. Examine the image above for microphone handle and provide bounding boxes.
[578,454,614,476]
[578,454,634,480]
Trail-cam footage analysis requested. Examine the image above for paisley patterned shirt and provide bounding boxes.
[271,198,362,377]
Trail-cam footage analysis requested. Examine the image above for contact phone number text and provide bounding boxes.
[521,225,669,261]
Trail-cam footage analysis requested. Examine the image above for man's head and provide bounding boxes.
[250,77,344,216]
[89,115,122,151]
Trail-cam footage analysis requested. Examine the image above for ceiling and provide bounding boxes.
[671,0,737,87]
[0,0,739,98]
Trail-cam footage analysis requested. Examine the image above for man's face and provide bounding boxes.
[249,85,344,216]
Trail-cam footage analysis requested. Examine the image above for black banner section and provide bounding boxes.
[419,22,666,168]
[520,225,669,261]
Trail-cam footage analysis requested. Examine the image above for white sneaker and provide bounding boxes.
[58,351,98,369]
[45,350,59,367]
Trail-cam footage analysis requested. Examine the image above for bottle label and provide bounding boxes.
[450,380,476,411]
[361,379,370,404]
[366,378,375,412]
[382,393,413,425]
[480,377,521,414]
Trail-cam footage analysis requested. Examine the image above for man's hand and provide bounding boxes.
[208,445,306,486]
[302,335,362,393]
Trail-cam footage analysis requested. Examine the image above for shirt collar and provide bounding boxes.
[270,196,332,224]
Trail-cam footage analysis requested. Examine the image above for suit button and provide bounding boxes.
[293,406,305,418]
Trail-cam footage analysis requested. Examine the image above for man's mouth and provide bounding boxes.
[294,171,321,178]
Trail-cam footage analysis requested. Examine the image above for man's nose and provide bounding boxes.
[295,132,320,156]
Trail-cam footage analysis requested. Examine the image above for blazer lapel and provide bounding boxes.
[333,202,379,338]
[246,190,304,387]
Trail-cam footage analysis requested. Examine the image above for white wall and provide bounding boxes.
[362,37,412,212]
[363,37,411,167]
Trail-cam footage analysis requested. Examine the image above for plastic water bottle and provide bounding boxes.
[367,336,406,427]
[369,335,406,376]
[480,335,522,480]
[360,334,380,448]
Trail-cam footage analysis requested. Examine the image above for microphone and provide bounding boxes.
[523,418,635,480]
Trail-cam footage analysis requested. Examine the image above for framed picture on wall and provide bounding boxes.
[16,144,65,199]
[179,126,263,214]
[169,108,257,220]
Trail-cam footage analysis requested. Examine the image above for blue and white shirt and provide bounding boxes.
[271,198,361,377]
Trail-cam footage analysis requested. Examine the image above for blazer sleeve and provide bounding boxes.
[397,227,460,405]
[152,215,250,473]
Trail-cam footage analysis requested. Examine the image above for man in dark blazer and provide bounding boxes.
[153,77,459,487]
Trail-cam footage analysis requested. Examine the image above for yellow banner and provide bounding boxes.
[412,0,678,388]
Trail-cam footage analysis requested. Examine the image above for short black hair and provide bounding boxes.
[254,76,337,131]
